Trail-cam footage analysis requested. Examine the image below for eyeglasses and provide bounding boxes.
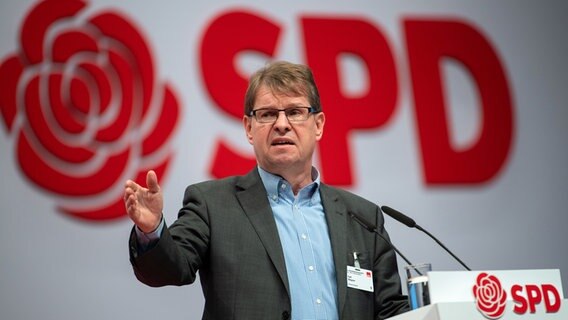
[249,107,315,123]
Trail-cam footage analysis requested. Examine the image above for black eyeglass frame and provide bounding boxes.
[248,106,317,123]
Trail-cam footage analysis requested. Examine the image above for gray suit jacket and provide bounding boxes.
[129,168,409,320]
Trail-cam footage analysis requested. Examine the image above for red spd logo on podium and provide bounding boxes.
[511,283,562,315]
[473,273,507,319]
[472,272,562,319]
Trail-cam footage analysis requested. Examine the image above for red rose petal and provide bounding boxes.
[142,84,179,155]
[21,0,86,64]
[0,56,23,131]
[52,30,99,63]
[210,139,258,178]
[70,77,91,114]
[61,197,127,221]
[49,73,87,133]
[95,51,133,142]
[18,131,130,196]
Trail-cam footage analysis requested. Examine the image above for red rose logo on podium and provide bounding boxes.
[0,0,180,221]
[473,272,508,319]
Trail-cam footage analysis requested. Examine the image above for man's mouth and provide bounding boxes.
[271,139,294,146]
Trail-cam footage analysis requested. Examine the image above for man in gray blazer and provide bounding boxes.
[125,61,409,319]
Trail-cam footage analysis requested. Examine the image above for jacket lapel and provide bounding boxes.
[235,168,290,296]
[320,184,348,317]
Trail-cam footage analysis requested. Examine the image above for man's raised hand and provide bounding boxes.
[124,170,164,233]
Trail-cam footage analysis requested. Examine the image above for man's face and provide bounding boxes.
[243,85,325,176]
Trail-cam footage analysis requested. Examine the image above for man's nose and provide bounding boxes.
[273,111,291,129]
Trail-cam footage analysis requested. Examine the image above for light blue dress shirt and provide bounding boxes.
[258,167,338,320]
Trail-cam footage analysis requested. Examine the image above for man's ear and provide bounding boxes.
[243,116,254,144]
[315,112,325,140]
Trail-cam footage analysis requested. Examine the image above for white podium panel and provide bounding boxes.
[428,269,564,305]
[387,301,568,320]
[387,269,565,319]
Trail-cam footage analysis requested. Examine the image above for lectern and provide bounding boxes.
[387,269,566,319]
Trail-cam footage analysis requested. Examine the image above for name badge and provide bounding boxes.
[347,265,374,292]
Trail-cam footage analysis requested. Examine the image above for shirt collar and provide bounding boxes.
[258,166,321,202]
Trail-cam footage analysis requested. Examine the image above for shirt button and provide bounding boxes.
[271,195,277,200]
[301,233,307,240]
[316,298,322,304]
[281,184,286,189]
[308,265,314,271]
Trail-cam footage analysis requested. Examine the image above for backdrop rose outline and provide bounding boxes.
[0,0,180,221]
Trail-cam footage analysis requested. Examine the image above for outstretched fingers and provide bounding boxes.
[123,170,164,231]
[124,179,143,218]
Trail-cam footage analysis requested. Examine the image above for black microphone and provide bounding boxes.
[381,205,471,271]
[348,211,415,267]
